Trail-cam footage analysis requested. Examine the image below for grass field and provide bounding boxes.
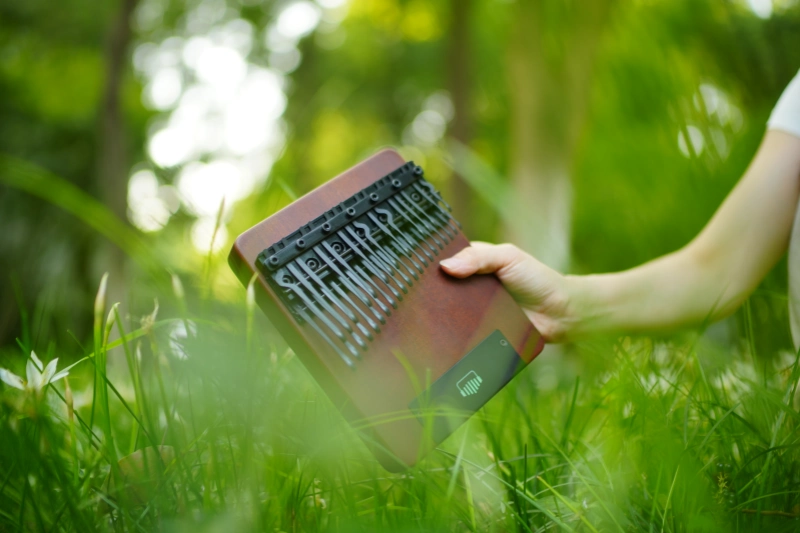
[3,266,800,532]
[3,0,800,530]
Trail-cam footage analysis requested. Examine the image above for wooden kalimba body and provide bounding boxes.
[229,149,544,471]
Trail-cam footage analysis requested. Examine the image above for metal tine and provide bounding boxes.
[338,230,389,286]
[293,260,373,345]
[405,188,455,240]
[338,230,404,302]
[355,264,398,310]
[346,224,413,289]
[353,220,420,281]
[313,247,387,326]
[414,185,458,238]
[322,290,373,345]
[345,224,409,290]
[412,181,460,235]
[398,190,452,244]
[297,307,355,369]
[368,211,427,272]
[295,258,358,326]
[402,185,455,240]
[390,196,446,250]
[387,198,441,255]
[330,281,380,335]
[278,276,359,358]
[373,207,434,263]
[286,263,352,334]
[321,241,396,313]
[286,263,368,352]
[393,193,446,246]
[383,234,424,279]
[416,178,455,213]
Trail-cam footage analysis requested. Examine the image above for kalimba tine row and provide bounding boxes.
[257,161,461,369]
[229,149,544,470]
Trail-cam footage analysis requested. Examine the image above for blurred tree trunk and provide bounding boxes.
[97,0,138,307]
[447,0,473,235]
[506,0,613,270]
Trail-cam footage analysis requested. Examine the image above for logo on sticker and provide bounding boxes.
[457,370,483,397]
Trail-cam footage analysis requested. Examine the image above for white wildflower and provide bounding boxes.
[0,368,24,390]
[0,351,69,392]
[169,320,197,360]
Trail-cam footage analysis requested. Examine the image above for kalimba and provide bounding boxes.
[229,149,543,471]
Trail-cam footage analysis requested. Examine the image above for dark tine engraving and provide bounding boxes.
[398,190,452,244]
[374,207,434,263]
[313,247,386,327]
[356,264,399,310]
[405,187,455,240]
[345,225,412,292]
[338,230,404,302]
[330,281,378,337]
[293,260,373,348]
[388,197,440,256]
[388,197,443,252]
[297,308,355,369]
[296,260,356,324]
[352,220,419,281]
[417,178,454,213]
[256,161,467,368]
[367,211,426,274]
[286,262,357,338]
[322,241,395,314]
[413,181,460,234]
[364,214,424,277]
[277,274,358,358]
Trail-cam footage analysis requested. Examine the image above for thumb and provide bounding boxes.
[440,242,526,279]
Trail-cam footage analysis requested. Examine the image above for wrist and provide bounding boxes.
[560,274,611,341]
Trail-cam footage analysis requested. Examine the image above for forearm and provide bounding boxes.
[563,130,800,339]
[564,250,742,337]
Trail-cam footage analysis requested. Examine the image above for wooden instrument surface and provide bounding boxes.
[229,149,543,470]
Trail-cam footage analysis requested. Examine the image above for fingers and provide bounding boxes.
[440,242,525,279]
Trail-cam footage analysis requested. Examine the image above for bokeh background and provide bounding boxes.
[2,0,800,353]
[2,0,800,531]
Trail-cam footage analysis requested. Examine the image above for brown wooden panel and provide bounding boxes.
[229,149,543,470]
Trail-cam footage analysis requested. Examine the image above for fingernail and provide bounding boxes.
[440,258,466,270]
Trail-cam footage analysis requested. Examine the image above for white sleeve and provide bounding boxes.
[768,69,800,139]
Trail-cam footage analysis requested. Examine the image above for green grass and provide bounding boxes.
[4,159,800,531]
[3,270,800,532]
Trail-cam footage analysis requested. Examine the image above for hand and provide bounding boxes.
[440,242,572,342]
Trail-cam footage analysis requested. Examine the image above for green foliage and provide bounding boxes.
[4,277,800,531]
[0,156,158,274]
[3,0,800,530]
